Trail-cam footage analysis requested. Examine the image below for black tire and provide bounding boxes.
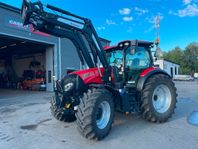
[141,74,177,123]
[50,97,76,122]
[75,88,114,140]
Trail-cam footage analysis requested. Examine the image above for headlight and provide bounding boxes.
[64,82,74,92]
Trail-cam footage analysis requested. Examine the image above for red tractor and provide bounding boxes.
[22,0,177,140]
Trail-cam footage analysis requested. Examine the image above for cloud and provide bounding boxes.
[106,19,116,25]
[97,26,105,30]
[146,14,164,25]
[127,27,133,33]
[169,1,198,17]
[144,27,154,33]
[178,4,198,17]
[119,8,131,15]
[183,0,192,5]
[123,16,133,22]
[134,7,148,15]
[145,14,164,33]
[119,8,133,22]
[145,16,156,31]
[168,10,177,15]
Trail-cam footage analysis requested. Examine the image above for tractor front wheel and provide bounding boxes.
[75,88,114,140]
[50,94,76,122]
[141,74,177,123]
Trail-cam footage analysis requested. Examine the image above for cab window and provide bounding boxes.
[126,46,151,69]
[106,50,123,68]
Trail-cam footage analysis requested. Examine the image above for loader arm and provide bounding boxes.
[21,0,111,83]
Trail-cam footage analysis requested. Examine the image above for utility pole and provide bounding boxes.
[155,15,160,47]
[155,15,163,59]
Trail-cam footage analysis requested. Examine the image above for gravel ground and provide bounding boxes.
[0,81,198,149]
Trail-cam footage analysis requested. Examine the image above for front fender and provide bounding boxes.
[88,84,122,111]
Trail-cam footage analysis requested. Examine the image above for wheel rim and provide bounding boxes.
[96,101,111,129]
[152,84,172,113]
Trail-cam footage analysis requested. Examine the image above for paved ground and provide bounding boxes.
[0,81,198,149]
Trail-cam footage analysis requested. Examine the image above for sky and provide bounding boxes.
[1,0,198,51]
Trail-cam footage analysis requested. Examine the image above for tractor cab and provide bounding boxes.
[105,40,154,89]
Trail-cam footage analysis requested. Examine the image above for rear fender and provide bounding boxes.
[136,69,171,92]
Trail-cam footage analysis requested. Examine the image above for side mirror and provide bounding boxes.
[153,56,157,62]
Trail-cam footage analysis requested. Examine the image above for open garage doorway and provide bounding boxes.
[0,35,54,91]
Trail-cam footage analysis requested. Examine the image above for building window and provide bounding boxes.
[170,67,173,77]
[164,64,167,69]
[175,67,177,75]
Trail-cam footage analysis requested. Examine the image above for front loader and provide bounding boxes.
[21,0,177,140]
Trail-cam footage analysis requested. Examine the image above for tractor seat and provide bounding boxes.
[132,58,140,68]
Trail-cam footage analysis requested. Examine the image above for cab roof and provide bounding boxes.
[104,40,154,51]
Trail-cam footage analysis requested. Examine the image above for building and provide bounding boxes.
[154,59,180,78]
[0,3,110,91]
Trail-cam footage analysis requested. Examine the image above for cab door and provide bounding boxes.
[125,46,152,87]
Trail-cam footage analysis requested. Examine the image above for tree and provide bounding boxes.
[163,43,198,75]
[163,47,185,73]
[183,43,198,75]
[163,47,184,65]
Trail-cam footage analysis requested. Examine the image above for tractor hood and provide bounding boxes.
[71,68,105,85]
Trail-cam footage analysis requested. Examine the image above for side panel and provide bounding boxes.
[71,68,105,84]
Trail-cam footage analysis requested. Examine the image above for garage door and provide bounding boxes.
[0,35,54,91]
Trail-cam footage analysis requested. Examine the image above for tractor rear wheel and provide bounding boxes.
[141,74,177,123]
[75,88,114,140]
[50,95,76,122]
